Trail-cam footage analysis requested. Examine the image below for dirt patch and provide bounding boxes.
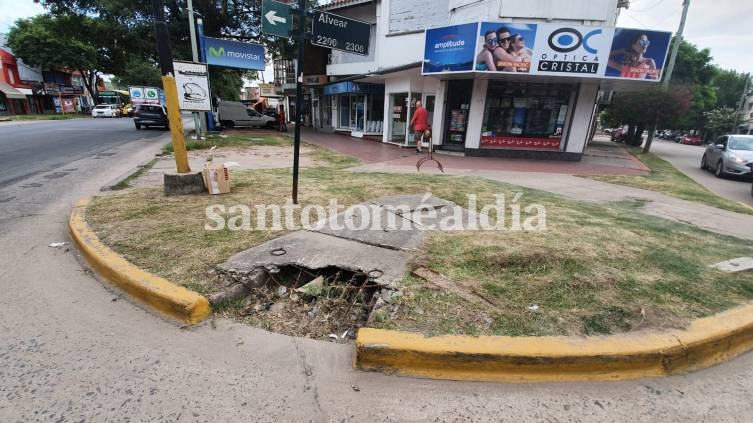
[131,145,323,189]
[213,265,380,340]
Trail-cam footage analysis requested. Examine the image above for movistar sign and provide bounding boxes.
[203,36,265,71]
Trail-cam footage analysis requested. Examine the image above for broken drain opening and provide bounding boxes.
[235,265,381,340]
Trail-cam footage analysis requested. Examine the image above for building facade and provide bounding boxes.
[308,0,671,160]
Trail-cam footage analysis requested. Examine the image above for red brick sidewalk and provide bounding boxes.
[297,128,648,176]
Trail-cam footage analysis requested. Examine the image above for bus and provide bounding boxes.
[97,90,131,116]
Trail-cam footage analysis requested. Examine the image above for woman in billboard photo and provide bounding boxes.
[508,34,533,72]
[607,33,659,80]
[476,30,500,71]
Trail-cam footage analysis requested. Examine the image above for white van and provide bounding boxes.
[217,100,276,129]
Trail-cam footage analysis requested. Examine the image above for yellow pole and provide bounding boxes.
[162,75,190,173]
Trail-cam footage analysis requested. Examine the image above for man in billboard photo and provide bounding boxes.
[476,30,500,71]
[607,33,660,80]
[493,27,518,72]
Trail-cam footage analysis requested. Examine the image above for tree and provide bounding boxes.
[704,107,737,139]
[7,13,125,104]
[712,69,750,109]
[601,86,692,147]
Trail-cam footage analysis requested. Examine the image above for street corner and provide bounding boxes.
[68,197,211,325]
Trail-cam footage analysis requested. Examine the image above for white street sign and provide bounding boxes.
[173,61,211,111]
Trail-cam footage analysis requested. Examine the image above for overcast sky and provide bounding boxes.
[1,0,750,77]
[617,0,753,74]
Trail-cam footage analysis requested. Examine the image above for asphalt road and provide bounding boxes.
[2,122,753,421]
[0,117,167,189]
[649,138,753,207]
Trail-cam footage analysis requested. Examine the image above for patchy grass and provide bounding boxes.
[162,133,291,154]
[587,146,753,216]
[87,147,753,338]
[111,158,159,190]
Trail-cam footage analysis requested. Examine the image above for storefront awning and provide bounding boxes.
[0,81,27,99]
[323,81,384,96]
[17,88,33,96]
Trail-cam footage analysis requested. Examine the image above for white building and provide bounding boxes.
[310,0,671,160]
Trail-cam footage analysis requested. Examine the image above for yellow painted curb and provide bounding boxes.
[69,198,211,324]
[356,302,753,382]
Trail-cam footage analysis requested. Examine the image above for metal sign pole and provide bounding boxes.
[292,0,306,204]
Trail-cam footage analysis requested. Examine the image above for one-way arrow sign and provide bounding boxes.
[265,10,286,26]
[262,0,292,38]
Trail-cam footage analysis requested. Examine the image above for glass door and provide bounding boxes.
[351,95,365,131]
[443,80,474,151]
[390,93,408,142]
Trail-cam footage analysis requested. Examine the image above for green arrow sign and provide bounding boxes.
[262,0,292,38]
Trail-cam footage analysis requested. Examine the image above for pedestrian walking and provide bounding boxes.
[278,105,287,132]
[410,100,428,154]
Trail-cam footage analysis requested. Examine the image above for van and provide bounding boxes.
[217,100,276,129]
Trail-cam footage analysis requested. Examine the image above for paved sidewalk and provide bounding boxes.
[298,129,753,241]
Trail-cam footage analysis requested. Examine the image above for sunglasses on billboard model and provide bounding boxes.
[486,38,499,45]
[637,39,651,47]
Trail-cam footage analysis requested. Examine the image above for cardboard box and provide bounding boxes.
[202,163,230,195]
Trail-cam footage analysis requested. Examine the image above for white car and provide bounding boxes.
[91,104,121,118]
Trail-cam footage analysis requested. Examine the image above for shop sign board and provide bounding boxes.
[203,36,266,71]
[311,11,371,57]
[173,61,211,111]
[422,22,478,74]
[602,28,672,81]
[423,21,671,81]
[129,86,163,105]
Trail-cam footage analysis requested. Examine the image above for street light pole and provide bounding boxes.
[644,0,691,153]
[291,0,306,204]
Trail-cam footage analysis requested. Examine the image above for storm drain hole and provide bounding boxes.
[238,265,380,340]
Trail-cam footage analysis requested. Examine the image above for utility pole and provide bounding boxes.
[644,0,691,153]
[152,0,190,173]
[291,0,306,204]
[732,73,751,134]
[186,0,203,139]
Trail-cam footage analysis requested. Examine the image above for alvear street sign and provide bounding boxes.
[311,10,371,56]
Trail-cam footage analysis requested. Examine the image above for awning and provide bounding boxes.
[17,88,33,96]
[0,81,27,99]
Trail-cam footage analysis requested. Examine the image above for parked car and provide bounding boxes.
[701,135,753,178]
[217,100,276,129]
[679,134,702,145]
[133,104,169,130]
[91,104,121,118]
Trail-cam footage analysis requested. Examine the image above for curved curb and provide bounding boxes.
[69,198,211,324]
[355,301,753,382]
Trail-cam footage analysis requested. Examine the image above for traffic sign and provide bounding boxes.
[262,0,292,38]
[311,11,371,56]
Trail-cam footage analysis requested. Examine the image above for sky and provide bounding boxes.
[1,0,751,79]
[616,0,753,74]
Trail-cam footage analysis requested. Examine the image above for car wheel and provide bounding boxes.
[135,122,141,130]
[715,159,725,178]
[221,120,235,129]
[700,154,707,170]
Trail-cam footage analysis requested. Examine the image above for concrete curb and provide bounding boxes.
[355,301,753,382]
[69,198,211,324]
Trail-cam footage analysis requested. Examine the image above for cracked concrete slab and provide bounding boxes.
[219,231,412,288]
[711,257,753,273]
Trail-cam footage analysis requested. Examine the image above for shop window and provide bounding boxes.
[324,96,332,127]
[480,82,573,150]
[339,96,350,129]
[366,95,384,133]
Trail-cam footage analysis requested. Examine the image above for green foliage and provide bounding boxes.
[704,107,737,138]
[111,57,163,88]
[712,69,751,109]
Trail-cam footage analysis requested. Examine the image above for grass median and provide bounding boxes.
[587,145,753,216]
[86,140,753,338]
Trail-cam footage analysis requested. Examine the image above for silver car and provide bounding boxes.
[701,135,753,178]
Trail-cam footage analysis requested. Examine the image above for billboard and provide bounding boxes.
[203,37,266,71]
[173,61,211,111]
[422,23,478,74]
[424,21,671,82]
[531,24,615,77]
[475,22,538,73]
[604,28,672,81]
